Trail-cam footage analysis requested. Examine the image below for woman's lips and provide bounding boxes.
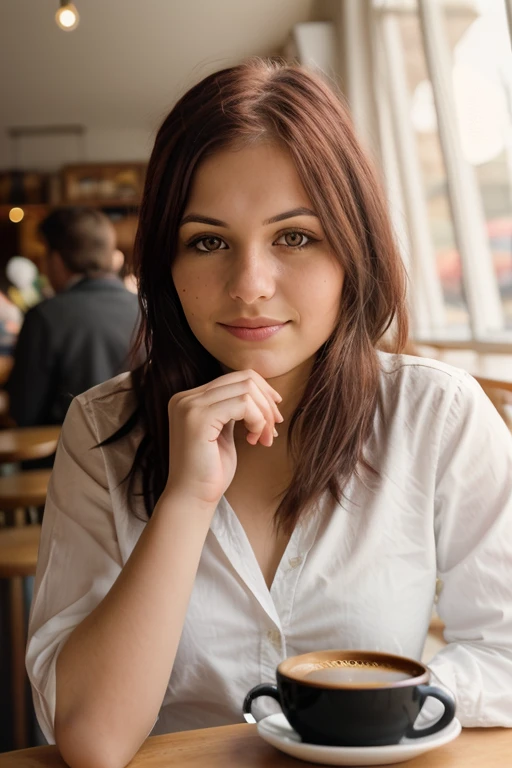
[219,323,287,341]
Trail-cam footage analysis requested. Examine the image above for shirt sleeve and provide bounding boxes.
[26,396,123,744]
[428,371,512,726]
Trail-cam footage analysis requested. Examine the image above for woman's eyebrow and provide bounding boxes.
[179,207,318,228]
[264,207,318,225]
[180,214,226,227]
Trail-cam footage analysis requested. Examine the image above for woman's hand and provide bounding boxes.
[165,369,283,506]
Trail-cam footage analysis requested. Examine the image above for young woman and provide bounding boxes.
[27,59,512,768]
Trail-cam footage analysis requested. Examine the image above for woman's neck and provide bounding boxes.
[233,357,312,458]
[266,357,313,422]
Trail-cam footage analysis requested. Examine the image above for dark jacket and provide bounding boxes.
[7,276,140,427]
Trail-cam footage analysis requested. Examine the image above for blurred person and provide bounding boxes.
[5,255,43,311]
[112,248,138,294]
[25,61,512,768]
[0,289,22,355]
[7,208,139,428]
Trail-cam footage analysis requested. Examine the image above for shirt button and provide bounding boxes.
[288,555,303,569]
[267,629,281,649]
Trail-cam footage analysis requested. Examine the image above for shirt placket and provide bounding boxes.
[209,498,281,629]
[267,508,324,667]
[210,498,323,688]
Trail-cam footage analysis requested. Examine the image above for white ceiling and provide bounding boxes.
[0,0,328,136]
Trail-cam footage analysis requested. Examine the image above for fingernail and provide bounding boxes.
[273,428,279,437]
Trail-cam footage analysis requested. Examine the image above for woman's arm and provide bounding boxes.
[428,372,512,726]
[55,489,215,768]
[33,369,282,768]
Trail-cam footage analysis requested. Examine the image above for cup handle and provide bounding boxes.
[406,684,456,738]
[243,683,281,724]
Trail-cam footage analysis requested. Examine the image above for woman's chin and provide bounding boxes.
[216,355,294,381]
[216,353,315,387]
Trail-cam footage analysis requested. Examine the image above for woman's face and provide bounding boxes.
[172,142,344,381]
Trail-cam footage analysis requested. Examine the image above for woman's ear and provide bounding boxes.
[112,249,125,274]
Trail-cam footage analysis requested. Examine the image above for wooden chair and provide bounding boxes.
[0,525,41,750]
[0,357,13,388]
[0,426,60,465]
[0,428,57,749]
[0,470,52,528]
[0,391,15,429]
[0,469,51,749]
[473,377,512,432]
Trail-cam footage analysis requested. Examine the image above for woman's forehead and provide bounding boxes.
[184,143,315,222]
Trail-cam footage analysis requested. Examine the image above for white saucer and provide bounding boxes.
[257,714,461,766]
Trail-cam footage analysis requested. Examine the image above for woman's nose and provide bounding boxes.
[227,248,276,304]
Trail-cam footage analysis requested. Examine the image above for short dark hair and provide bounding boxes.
[39,207,115,274]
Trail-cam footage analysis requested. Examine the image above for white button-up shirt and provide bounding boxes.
[26,353,512,743]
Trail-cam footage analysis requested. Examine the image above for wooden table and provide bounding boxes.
[0,426,60,463]
[0,525,41,751]
[1,722,511,767]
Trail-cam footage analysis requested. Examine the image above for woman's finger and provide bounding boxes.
[207,393,272,446]
[203,368,282,404]
[192,379,282,428]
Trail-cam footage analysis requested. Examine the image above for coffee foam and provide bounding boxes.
[290,659,414,687]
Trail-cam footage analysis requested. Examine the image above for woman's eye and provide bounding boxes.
[275,232,311,248]
[193,236,227,252]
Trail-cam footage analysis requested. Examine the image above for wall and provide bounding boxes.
[0,128,153,171]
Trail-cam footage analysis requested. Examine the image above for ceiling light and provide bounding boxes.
[55,2,80,32]
[8,208,25,224]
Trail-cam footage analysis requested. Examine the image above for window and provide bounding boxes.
[370,0,512,344]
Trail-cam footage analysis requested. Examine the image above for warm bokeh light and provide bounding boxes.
[55,3,79,31]
[8,207,25,223]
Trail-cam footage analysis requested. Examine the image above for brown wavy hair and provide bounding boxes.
[119,58,408,533]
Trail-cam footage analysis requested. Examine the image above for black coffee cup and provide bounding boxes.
[243,649,456,747]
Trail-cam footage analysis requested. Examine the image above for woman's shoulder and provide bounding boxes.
[376,350,482,420]
[377,350,475,391]
[76,371,135,404]
[73,372,139,444]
